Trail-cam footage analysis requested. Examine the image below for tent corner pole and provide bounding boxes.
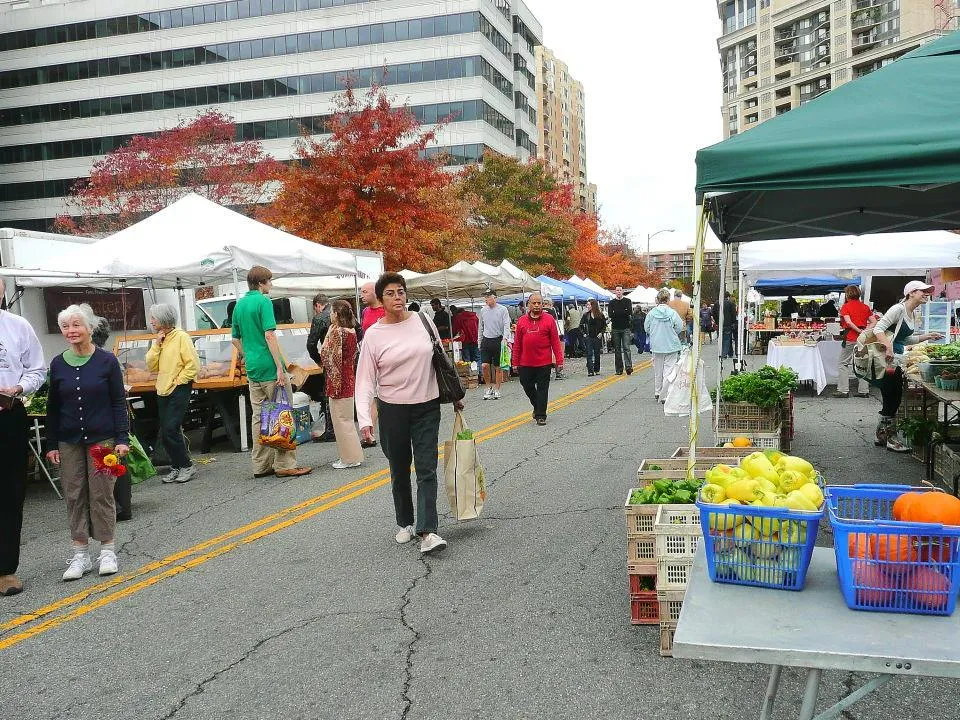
[687,205,709,477]
[714,242,728,438]
[232,267,240,300]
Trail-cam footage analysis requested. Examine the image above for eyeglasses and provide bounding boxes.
[382,288,406,298]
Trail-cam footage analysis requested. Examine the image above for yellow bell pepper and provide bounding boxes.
[796,482,824,509]
[776,469,810,494]
[705,465,736,488]
[775,454,815,478]
[741,452,780,484]
[700,483,726,503]
[785,489,819,512]
[707,499,745,532]
[726,479,762,503]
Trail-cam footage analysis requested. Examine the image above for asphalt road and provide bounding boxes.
[2,350,958,720]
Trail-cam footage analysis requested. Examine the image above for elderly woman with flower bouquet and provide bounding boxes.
[45,303,130,580]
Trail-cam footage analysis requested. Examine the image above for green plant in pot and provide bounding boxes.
[899,417,940,449]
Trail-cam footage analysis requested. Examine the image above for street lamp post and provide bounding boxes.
[646,228,676,277]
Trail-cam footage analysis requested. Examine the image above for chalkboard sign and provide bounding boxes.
[43,286,146,334]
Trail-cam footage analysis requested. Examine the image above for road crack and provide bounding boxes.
[399,555,432,720]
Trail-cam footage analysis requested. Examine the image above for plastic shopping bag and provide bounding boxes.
[499,338,512,371]
[125,434,157,485]
[663,348,713,417]
[259,385,308,451]
[443,412,487,521]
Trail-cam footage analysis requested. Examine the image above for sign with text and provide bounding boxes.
[43,287,146,334]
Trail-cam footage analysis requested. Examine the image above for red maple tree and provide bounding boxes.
[54,110,282,236]
[260,83,466,271]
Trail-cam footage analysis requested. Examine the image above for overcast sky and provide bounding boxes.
[529,0,724,252]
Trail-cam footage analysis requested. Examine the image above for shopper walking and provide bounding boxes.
[146,303,200,484]
[430,299,451,341]
[700,303,715,344]
[451,305,480,366]
[872,281,943,452]
[668,290,692,344]
[360,281,385,335]
[0,277,45,596]
[583,299,607,376]
[231,266,312,479]
[645,289,684,401]
[512,293,564,425]
[306,293,336,442]
[721,292,737,359]
[356,273,453,555]
[320,300,364,469]
[833,285,872,399]
[607,286,634,376]
[478,290,511,400]
[45,303,129,580]
[631,305,647,354]
[565,304,583,358]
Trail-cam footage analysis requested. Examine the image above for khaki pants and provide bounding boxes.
[60,442,116,543]
[837,342,869,394]
[249,380,297,475]
[330,397,364,464]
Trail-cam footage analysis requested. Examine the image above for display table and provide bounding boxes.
[674,547,960,720]
[816,339,842,386]
[767,340,840,395]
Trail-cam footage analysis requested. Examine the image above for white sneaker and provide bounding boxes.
[492,390,501,400]
[332,460,362,469]
[395,525,415,544]
[98,549,118,576]
[420,533,448,555]
[62,552,92,581]
[175,466,196,483]
[162,468,180,484]
[482,388,493,400]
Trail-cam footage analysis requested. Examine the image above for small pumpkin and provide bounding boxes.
[852,561,896,606]
[848,532,870,560]
[870,533,919,571]
[892,491,924,522]
[905,492,960,527]
[905,566,951,610]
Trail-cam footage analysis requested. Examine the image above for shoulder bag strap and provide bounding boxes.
[417,311,440,346]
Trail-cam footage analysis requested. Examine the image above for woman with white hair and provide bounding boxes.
[145,303,200,483]
[644,289,684,402]
[45,303,130,580]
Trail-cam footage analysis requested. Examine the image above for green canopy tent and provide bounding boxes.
[696,31,960,242]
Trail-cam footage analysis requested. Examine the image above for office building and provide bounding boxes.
[535,45,596,215]
[717,0,956,138]
[0,0,543,230]
[648,247,724,285]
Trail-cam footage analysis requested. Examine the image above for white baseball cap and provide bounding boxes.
[903,280,935,296]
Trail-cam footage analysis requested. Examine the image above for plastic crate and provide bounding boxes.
[630,591,659,625]
[624,490,659,536]
[695,498,822,591]
[716,402,782,434]
[659,621,677,657]
[656,557,693,591]
[715,431,782,450]
[654,504,702,561]
[627,535,656,568]
[629,572,657,595]
[657,590,685,624]
[825,484,960,616]
[637,458,714,483]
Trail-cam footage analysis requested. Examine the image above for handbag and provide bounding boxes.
[418,312,466,404]
[259,385,309,450]
[443,411,486,520]
[853,309,904,384]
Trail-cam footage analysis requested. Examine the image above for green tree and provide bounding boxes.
[458,154,575,276]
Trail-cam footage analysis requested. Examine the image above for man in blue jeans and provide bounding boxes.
[607,286,634,376]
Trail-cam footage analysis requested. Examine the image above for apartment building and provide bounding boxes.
[717,0,957,138]
[534,45,597,215]
[648,247,724,285]
[0,0,543,230]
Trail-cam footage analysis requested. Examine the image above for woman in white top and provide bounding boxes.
[871,281,943,452]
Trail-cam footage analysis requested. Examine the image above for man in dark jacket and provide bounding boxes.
[721,292,737,359]
[607,286,634,375]
[430,298,451,341]
[306,293,335,442]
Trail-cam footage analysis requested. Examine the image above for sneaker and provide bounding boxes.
[886,437,911,453]
[395,525,415,544]
[626,368,633,376]
[420,533,448,555]
[162,468,180,484]
[482,388,493,400]
[854,392,871,398]
[536,417,547,426]
[98,549,118,576]
[62,552,92,581]
[831,391,849,398]
[492,390,501,400]
[175,466,196,483]
[332,459,362,469]
[616,371,623,376]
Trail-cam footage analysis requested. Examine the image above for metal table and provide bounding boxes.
[673,547,960,720]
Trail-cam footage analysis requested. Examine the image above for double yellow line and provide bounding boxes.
[0,367,641,651]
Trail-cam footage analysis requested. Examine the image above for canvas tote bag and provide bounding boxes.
[853,308,904,385]
[443,411,487,520]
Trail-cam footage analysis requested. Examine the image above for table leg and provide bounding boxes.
[758,665,782,720]
[811,675,893,720]
[797,668,822,720]
[239,393,248,452]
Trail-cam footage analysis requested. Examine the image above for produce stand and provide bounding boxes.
[673,546,960,720]
[765,340,840,395]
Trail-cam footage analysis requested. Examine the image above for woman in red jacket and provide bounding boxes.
[512,293,564,425]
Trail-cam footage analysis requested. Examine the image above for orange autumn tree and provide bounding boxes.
[260,83,468,271]
[54,110,282,235]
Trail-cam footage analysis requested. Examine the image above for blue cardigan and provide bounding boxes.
[46,348,130,450]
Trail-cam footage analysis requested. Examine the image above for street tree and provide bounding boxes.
[260,83,466,271]
[54,110,282,235]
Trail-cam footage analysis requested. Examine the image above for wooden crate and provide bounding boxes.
[671,447,751,461]
[934,443,960,484]
[659,621,678,657]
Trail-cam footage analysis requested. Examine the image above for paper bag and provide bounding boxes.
[443,412,487,520]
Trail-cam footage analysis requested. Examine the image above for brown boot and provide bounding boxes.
[0,575,24,596]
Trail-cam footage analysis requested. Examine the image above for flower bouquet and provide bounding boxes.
[90,444,127,477]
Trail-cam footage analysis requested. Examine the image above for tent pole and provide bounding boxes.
[714,243,728,438]
[146,277,157,305]
[687,205,709,478]
[737,268,745,371]
[232,267,240,301]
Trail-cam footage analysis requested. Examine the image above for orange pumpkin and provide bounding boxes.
[905,492,960,527]
[870,533,919,570]
[905,566,951,610]
[892,492,923,522]
[918,540,954,564]
[852,561,896,606]
[848,533,870,560]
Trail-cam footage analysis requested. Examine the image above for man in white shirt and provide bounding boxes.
[478,290,511,399]
[0,277,46,596]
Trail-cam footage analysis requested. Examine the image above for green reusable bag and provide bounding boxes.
[126,434,157,485]
[499,338,511,370]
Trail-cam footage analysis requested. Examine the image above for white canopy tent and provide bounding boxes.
[627,286,658,304]
[568,275,615,300]
[403,260,541,300]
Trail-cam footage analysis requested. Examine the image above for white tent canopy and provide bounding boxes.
[568,276,615,300]
[738,230,960,285]
[5,194,358,288]
[627,286,658,304]
[403,260,540,300]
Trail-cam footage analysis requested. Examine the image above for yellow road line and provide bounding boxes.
[0,369,637,650]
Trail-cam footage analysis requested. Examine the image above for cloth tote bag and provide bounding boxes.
[853,311,903,386]
[443,411,487,521]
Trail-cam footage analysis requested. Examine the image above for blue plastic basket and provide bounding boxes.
[695,498,822,591]
[825,484,960,616]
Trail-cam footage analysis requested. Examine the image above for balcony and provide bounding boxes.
[775,28,798,43]
[853,0,881,9]
[851,7,882,30]
[775,61,800,78]
[853,32,880,52]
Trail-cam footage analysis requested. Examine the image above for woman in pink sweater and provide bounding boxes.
[355,273,455,555]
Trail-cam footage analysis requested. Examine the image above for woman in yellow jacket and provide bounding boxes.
[145,304,200,484]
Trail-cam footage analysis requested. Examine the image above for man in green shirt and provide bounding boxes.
[231,266,312,479]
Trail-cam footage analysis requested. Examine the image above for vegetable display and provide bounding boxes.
[629,478,702,506]
[926,343,960,362]
[711,366,799,408]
